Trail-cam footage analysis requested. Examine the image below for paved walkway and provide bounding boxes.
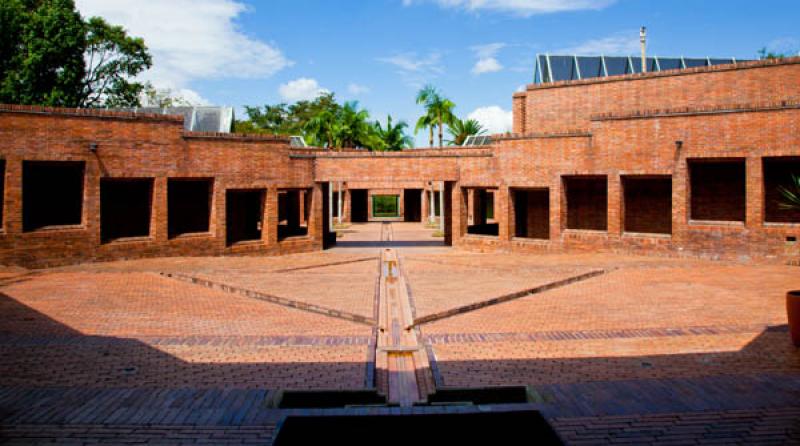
[1,222,799,444]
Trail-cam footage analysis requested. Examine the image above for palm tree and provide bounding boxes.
[447,118,485,146]
[416,85,456,147]
[778,174,800,210]
[336,101,372,149]
[414,112,435,147]
[374,116,413,151]
[304,109,338,149]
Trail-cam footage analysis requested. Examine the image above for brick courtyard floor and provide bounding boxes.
[1,222,799,444]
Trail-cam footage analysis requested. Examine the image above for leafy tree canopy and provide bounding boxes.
[238,94,414,152]
[0,0,152,107]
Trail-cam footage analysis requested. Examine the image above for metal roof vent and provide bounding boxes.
[462,135,492,146]
[289,136,308,148]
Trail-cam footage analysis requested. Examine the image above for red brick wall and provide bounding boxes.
[2,58,800,266]
[521,58,800,134]
[0,107,320,267]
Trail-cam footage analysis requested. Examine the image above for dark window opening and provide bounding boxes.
[273,411,562,445]
[564,176,608,231]
[372,195,399,218]
[167,178,213,238]
[226,189,264,245]
[22,161,85,231]
[513,188,550,239]
[764,157,800,223]
[278,189,310,240]
[100,179,153,243]
[623,176,672,234]
[689,160,746,222]
[0,160,5,228]
[466,188,499,236]
[404,189,422,222]
[350,189,368,222]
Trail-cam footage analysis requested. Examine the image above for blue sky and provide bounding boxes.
[76,0,799,144]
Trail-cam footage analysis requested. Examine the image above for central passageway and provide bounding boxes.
[374,224,435,406]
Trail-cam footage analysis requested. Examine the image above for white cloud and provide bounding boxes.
[377,52,444,87]
[278,78,330,102]
[74,0,291,95]
[472,58,503,74]
[471,43,505,74]
[403,0,616,17]
[347,83,371,95]
[557,30,640,55]
[468,106,513,134]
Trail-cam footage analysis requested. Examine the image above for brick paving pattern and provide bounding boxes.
[1,224,799,444]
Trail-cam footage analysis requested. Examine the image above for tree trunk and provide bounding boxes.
[438,111,444,147]
[428,126,433,147]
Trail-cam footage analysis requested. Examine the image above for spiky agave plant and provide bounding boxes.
[778,174,800,211]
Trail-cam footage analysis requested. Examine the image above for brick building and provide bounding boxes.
[1,57,799,267]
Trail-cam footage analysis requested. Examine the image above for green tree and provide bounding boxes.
[243,93,340,136]
[447,118,485,146]
[373,115,413,151]
[336,101,372,149]
[304,108,339,148]
[0,0,86,106]
[414,111,435,147]
[415,84,456,147]
[80,17,152,107]
[0,0,152,107]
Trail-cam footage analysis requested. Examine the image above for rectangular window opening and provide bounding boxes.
[466,187,499,236]
[100,178,153,243]
[513,188,550,239]
[689,159,745,222]
[167,178,213,238]
[623,176,672,234]
[23,161,85,231]
[226,189,265,246]
[278,188,310,240]
[564,176,608,231]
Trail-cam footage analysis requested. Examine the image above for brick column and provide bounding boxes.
[4,157,21,235]
[264,187,278,245]
[497,186,510,242]
[343,189,351,223]
[607,174,622,236]
[452,184,467,243]
[507,187,516,240]
[552,178,564,240]
[421,189,428,225]
[153,177,168,242]
[746,156,762,228]
[308,182,324,244]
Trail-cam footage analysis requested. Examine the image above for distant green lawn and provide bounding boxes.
[372,195,399,217]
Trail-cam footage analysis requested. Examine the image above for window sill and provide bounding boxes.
[511,236,550,242]
[169,232,213,241]
[24,224,85,233]
[622,231,672,239]
[102,236,153,245]
[687,220,745,228]
[279,235,311,242]
[463,233,500,240]
[763,222,800,228]
[562,228,608,235]
[227,240,266,248]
